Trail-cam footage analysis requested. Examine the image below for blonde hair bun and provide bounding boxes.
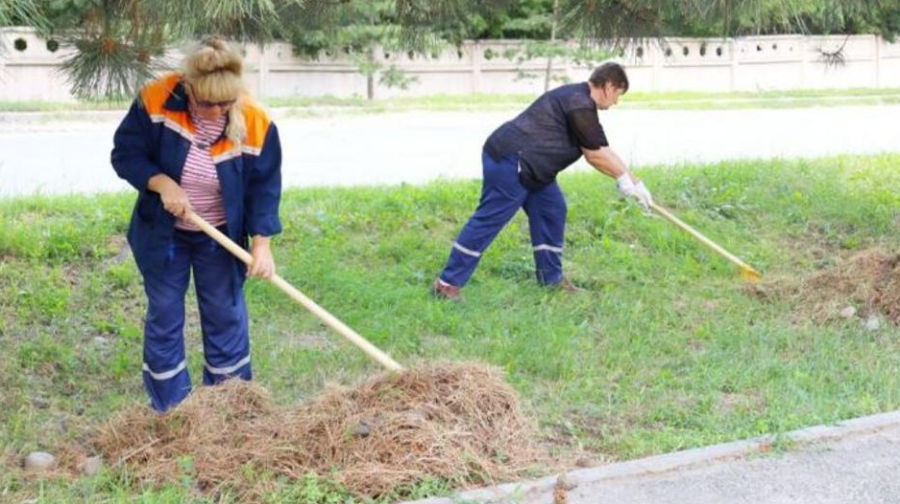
[185,37,243,80]
[183,36,248,144]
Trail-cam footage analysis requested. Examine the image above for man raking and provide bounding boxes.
[432,62,651,300]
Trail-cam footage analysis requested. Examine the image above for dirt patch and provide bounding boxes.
[281,331,337,351]
[102,235,131,265]
[765,248,900,324]
[92,362,542,501]
[716,391,766,416]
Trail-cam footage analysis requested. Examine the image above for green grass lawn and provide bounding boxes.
[2,153,900,502]
[270,88,900,114]
[3,87,900,115]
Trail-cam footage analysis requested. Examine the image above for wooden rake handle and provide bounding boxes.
[649,202,762,283]
[187,212,404,372]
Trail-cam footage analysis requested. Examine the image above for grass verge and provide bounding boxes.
[2,153,900,502]
[2,88,900,116]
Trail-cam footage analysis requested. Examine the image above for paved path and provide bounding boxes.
[405,411,900,504]
[570,425,900,504]
[1,106,899,197]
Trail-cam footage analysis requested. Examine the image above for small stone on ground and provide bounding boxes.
[24,452,56,472]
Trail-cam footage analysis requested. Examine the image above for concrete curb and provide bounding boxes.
[401,409,900,504]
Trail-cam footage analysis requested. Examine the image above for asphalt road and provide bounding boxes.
[1,105,899,197]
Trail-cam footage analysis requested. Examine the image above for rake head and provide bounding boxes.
[740,265,763,284]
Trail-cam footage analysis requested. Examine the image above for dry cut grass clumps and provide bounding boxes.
[95,378,280,490]
[776,248,900,324]
[95,362,541,501]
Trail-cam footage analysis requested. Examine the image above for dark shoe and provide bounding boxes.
[431,278,463,301]
[555,277,585,294]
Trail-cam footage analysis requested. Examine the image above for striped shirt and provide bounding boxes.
[175,112,228,231]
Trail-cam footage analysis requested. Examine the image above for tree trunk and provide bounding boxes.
[367,48,376,101]
[544,0,560,92]
[367,8,376,101]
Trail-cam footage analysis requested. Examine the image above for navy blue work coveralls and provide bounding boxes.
[438,83,608,287]
[111,73,282,412]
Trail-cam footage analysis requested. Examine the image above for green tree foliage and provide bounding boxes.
[2,0,898,98]
[456,0,556,40]
[47,0,173,99]
[392,0,514,46]
[0,0,43,38]
[787,0,900,41]
[283,1,422,100]
[661,0,900,40]
[500,0,612,92]
[283,0,516,100]
[14,0,509,99]
[24,0,305,99]
[558,0,900,42]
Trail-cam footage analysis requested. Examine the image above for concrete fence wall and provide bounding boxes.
[2,27,900,102]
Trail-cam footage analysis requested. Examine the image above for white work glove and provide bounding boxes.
[634,180,653,210]
[616,174,653,212]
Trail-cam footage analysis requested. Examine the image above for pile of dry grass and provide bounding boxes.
[95,362,541,500]
[95,377,280,490]
[779,248,900,323]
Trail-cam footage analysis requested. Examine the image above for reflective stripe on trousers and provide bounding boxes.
[439,150,567,287]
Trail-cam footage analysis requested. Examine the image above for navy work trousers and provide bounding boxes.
[439,151,567,287]
[141,227,251,412]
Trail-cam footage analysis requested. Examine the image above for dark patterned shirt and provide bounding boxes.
[484,82,608,189]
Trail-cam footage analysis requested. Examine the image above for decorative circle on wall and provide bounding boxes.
[46,39,60,53]
[14,38,27,52]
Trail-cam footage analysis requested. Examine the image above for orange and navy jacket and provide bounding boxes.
[111,72,282,279]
